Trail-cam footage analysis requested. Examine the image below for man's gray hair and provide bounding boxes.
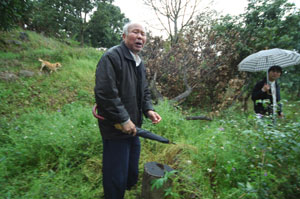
[122,22,145,35]
[122,22,131,35]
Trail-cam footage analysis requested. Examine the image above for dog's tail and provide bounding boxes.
[38,58,43,62]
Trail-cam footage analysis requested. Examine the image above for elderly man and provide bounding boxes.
[94,22,162,199]
[251,65,283,118]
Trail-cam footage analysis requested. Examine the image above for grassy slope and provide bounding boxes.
[1,29,300,199]
[0,29,103,198]
[0,29,98,117]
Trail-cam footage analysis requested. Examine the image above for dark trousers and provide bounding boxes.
[102,136,141,199]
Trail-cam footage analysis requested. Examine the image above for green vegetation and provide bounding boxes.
[1,0,127,48]
[1,29,300,199]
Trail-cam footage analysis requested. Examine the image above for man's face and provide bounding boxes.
[123,24,146,54]
[268,70,281,81]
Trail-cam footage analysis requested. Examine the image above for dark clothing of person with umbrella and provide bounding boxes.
[251,65,283,117]
[94,22,162,199]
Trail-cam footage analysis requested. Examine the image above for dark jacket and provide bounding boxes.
[251,77,282,115]
[94,41,153,139]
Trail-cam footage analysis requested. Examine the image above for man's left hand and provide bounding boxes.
[147,110,162,124]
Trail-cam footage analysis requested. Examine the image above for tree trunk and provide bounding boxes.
[171,63,192,102]
[243,92,251,112]
[149,71,163,102]
[141,162,174,199]
[171,85,192,102]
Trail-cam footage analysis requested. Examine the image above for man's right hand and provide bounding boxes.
[278,112,284,118]
[121,119,137,136]
[262,83,270,92]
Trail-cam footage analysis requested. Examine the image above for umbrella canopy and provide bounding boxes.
[238,48,300,72]
[92,105,174,144]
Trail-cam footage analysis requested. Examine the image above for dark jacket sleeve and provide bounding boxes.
[94,52,129,124]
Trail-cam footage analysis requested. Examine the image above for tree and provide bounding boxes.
[69,0,101,46]
[142,11,245,111]
[239,0,300,99]
[27,0,101,42]
[28,0,64,36]
[143,0,201,44]
[241,0,299,51]
[0,0,33,31]
[87,2,128,48]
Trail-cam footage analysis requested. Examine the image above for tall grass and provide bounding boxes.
[0,103,102,198]
[1,100,299,199]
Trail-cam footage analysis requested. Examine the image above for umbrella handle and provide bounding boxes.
[92,104,123,130]
[114,123,123,130]
[92,104,105,120]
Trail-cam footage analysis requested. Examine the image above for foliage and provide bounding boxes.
[28,0,65,37]
[0,0,33,31]
[241,0,299,51]
[2,96,300,198]
[87,2,128,48]
[1,0,127,48]
[0,103,103,199]
[142,12,246,113]
[27,0,103,44]
[70,0,101,46]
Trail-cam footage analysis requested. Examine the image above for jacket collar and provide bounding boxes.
[120,41,135,61]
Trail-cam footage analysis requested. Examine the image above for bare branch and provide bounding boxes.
[142,0,202,43]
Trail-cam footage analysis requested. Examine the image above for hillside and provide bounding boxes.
[1,29,300,199]
[0,29,100,118]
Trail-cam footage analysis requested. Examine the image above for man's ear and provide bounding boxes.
[122,33,126,40]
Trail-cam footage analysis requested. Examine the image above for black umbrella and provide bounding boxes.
[92,105,174,144]
[135,127,171,144]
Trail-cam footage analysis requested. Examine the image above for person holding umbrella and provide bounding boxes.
[94,22,162,199]
[239,48,300,119]
[251,65,284,118]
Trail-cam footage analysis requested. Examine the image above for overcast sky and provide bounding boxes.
[113,0,300,36]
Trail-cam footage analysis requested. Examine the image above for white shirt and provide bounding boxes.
[270,81,277,116]
[129,51,141,66]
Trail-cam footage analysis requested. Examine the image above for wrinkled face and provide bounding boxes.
[123,24,146,54]
[268,70,281,81]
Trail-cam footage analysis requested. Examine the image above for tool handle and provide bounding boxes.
[114,123,123,130]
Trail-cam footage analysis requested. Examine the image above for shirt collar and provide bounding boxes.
[129,50,141,66]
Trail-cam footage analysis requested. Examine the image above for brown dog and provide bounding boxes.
[39,58,62,73]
